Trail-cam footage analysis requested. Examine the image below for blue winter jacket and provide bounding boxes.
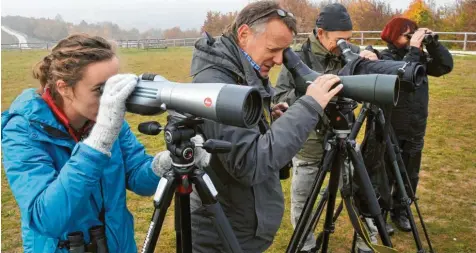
[1,88,160,253]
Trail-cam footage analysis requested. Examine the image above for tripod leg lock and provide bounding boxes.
[323,225,335,234]
[400,197,412,206]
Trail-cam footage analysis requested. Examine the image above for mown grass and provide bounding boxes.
[2,47,475,253]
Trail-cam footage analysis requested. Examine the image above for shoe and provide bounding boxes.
[386,222,395,236]
[298,247,318,253]
[391,209,411,232]
[355,233,377,253]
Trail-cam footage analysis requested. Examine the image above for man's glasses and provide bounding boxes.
[248,9,295,26]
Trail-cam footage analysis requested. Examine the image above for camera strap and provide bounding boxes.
[342,195,398,253]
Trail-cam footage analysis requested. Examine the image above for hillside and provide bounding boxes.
[1,30,18,44]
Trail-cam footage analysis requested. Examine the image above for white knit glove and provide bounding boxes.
[83,74,138,156]
[151,135,211,177]
[190,135,211,169]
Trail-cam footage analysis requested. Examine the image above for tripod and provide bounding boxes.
[287,98,395,253]
[353,102,434,253]
[138,112,244,253]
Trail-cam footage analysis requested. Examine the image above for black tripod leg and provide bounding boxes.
[385,134,424,251]
[347,142,393,247]
[142,172,177,253]
[351,230,358,253]
[192,169,244,253]
[349,102,370,141]
[388,126,434,252]
[321,139,346,253]
[315,199,344,251]
[175,192,192,253]
[175,196,182,251]
[303,187,329,252]
[287,144,337,253]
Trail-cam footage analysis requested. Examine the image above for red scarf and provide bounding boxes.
[41,88,94,142]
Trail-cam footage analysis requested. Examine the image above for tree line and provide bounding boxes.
[2,0,475,47]
[202,0,476,36]
[1,15,200,43]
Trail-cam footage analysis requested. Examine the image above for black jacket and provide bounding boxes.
[189,33,325,253]
[379,42,453,143]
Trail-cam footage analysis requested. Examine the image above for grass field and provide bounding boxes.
[1,47,476,253]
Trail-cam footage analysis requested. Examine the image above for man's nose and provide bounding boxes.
[274,52,283,65]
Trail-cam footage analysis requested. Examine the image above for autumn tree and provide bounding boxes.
[278,0,320,32]
[201,11,237,36]
[343,0,395,31]
[403,0,438,28]
[162,27,200,39]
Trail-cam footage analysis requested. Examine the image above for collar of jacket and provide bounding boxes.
[308,34,342,67]
[190,33,274,99]
[387,43,411,58]
[41,88,94,142]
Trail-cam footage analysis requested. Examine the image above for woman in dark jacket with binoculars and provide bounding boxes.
[379,17,453,232]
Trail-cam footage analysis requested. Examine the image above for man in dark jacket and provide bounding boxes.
[378,17,453,232]
[273,3,378,252]
[189,1,343,252]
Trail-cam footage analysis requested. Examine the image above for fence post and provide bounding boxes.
[463,33,468,51]
[360,32,364,46]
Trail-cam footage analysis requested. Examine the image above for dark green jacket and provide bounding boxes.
[273,34,360,162]
[189,34,325,253]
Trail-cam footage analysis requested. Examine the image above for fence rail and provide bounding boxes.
[2,31,476,52]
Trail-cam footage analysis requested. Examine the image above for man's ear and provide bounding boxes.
[316,28,325,39]
[56,80,72,101]
[237,24,252,48]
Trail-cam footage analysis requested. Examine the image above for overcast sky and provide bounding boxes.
[1,0,456,32]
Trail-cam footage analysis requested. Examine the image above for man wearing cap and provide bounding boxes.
[273,3,379,253]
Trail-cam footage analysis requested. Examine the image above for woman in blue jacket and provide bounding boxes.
[1,34,209,253]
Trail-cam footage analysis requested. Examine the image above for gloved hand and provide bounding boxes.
[151,135,211,177]
[83,74,138,156]
[190,135,211,169]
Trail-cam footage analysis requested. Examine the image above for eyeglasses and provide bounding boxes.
[248,9,295,26]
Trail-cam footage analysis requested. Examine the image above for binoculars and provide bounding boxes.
[407,32,439,45]
[67,225,108,253]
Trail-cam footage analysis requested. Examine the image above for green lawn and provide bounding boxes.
[2,47,475,253]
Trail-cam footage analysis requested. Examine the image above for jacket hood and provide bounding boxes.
[2,88,67,136]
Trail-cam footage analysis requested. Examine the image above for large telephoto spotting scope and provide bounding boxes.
[337,39,426,92]
[123,73,263,128]
[283,48,400,106]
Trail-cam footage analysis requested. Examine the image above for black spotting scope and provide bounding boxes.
[283,48,400,106]
[124,73,263,128]
[337,39,426,92]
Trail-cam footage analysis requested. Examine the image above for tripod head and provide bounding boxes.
[139,110,246,253]
[138,110,232,168]
[325,97,359,132]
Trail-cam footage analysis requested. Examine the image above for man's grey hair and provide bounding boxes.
[224,1,297,41]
